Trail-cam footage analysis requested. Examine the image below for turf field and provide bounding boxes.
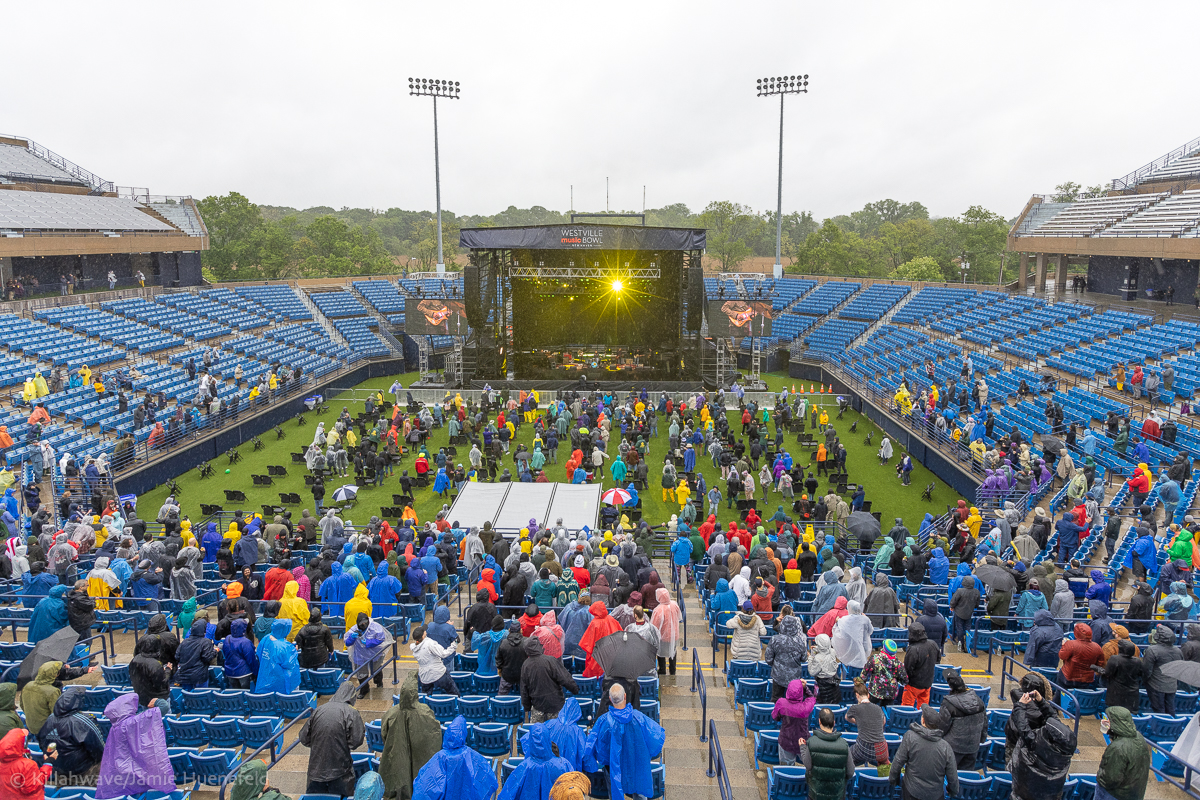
[135,371,966,536]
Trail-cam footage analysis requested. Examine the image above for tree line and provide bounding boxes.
[197,192,1016,284]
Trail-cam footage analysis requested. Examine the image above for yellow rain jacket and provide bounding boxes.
[343,583,372,626]
[278,580,311,640]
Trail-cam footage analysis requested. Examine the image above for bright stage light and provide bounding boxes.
[610,279,624,293]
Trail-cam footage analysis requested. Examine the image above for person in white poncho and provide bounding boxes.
[832,600,874,669]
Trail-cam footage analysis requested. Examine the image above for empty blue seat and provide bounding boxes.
[987,709,1012,737]
[457,696,491,723]
[768,766,807,799]
[246,693,277,716]
[735,678,769,708]
[640,700,660,724]
[855,769,893,799]
[637,675,660,701]
[181,688,218,715]
[167,748,192,786]
[364,720,383,753]
[190,748,238,786]
[956,773,992,800]
[202,716,243,748]
[303,668,343,696]
[754,730,780,770]
[82,687,116,713]
[277,691,317,718]
[423,695,459,723]
[164,715,208,747]
[491,696,524,725]
[727,660,759,686]
[449,671,474,693]
[471,722,511,757]
[456,652,479,672]
[240,717,284,752]
[1064,689,1106,718]
[500,758,523,783]
[573,675,601,699]
[473,673,500,694]
[1148,714,1189,743]
[885,706,923,734]
[742,702,777,736]
[100,663,129,686]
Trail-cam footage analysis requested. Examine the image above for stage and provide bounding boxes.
[445,481,601,534]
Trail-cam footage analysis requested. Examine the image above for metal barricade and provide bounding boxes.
[690,647,708,742]
[705,719,733,800]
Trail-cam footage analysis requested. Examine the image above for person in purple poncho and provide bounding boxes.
[772,678,817,766]
[95,693,174,799]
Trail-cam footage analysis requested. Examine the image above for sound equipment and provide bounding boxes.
[686,260,704,332]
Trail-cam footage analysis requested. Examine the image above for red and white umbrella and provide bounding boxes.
[601,487,631,506]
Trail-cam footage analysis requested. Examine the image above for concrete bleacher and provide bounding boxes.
[1016,193,1167,237]
[0,192,175,232]
[146,201,206,236]
[1142,150,1200,182]
[1099,188,1200,237]
[311,291,369,318]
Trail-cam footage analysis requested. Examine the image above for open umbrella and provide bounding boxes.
[590,630,657,680]
[333,485,359,503]
[18,626,79,688]
[973,563,1017,594]
[600,488,631,506]
[1039,434,1066,457]
[845,511,880,543]
[1162,660,1200,688]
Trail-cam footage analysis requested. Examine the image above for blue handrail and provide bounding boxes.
[690,648,707,742]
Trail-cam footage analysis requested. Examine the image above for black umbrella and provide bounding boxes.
[1162,660,1200,687]
[18,627,79,688]
[590,631,657,680]
[845,512,880,542]
[1039,435,1066,456]
[973,564,1017,594]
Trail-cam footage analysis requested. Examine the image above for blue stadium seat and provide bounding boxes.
[214,690,247,717]
[164,715,208,747]
[456,653,479,672]
[181,689,218,715]
[82,687,117,713]
[167,749,192,786]
[246,693,277,716]
[650,764,665,799]
[364,720,383,753]
[490,696,525,725]
[500,758,523,784]
[640,700,660,724]
[240,717,285,752]
[855,769,893,799]
[637,676,660,701]
[450,672,474,694]
[1148,714,1189,743]
[727,660,759,686]
[457,696,491,723]
[352,753,378,780]
[423,695,459,723]
[100,664,129,686]
[956,774,992,800]
[473,673,500,695]
[754,730,780,770]
[572,676,601,699]
[189,748,239,786]
[202,716,243,748]
[885,706,922,734]
[735,678,769,708]
[987,709,1012,737]
[277,691,317,718]
[471,722,511,757]
[767,766,807,799]
[741,702,777,736]
[302,668,343,696]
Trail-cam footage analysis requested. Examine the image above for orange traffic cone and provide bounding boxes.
[798,385,804,394]
[792,383,796,393]
[810,384,815,393]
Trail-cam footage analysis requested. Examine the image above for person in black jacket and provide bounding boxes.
[295,609,335,668]
[928,669,986,769]
[175,619,218,690]
[144,613,180,670]
[500,566,528,609]
[518,637,577,722]
[902,622,940,708]
[298,681,365,796]
[495,624,527,696]
[65,582,96,637]
[915,599,948,654]
[463,591,498,651]
[1125,582,1155,635]
[37,688,105,781]
[128,636,172,713]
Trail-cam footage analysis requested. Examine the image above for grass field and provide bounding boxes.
[136,371,965,536]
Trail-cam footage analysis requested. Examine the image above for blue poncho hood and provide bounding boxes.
[413,715,498,800]
[254,619,301,693]
[499,723,572,800]
[582,703,666,800]
[28,584,70,643]
[544,698,587,770]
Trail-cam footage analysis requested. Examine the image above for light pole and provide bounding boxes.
[757,74,809,280]
[409,77,460,274]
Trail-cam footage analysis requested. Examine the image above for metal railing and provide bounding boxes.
[1111,135,1200,191]
[705,719,733,799]
[0,133,114,193]
[690,647,708,742]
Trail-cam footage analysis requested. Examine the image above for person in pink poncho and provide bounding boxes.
[650,587,682,675]
[532,610,565,658]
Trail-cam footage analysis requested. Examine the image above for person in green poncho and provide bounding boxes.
[1169,528,1196,565]
[230,759,292,800]
[177,597,198,633]
[1095,706,1150,800]
[874,539,895,574]
[379,673,441,800]
[0,684,21,740]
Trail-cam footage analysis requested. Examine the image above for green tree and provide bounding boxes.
[1080,184,1106,199]
[700,201,756,271]
[1051,181,1081,202]
[890,255,943,282]
[196,192,265,279]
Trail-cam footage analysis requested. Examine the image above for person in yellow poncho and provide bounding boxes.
[78,365,91,386]
[520,539,532,555]
[818,409,829,428]
[32,372,48,397]
[802,524,816,546]
[894,386,913,416]
[346,428,358,449]
[965,506,982,538]
[969,439,986,464]
[454,393,464,410]
[1137,462,1153,491]
[676,478,691,510]
[225,521,242,545]
[180,519,192,545]
[21,378,36,404]
[278,580,311,640]
[87,556,121,611]
[343,583,372,625]
[619,514,634,533]
[93,379,105,395]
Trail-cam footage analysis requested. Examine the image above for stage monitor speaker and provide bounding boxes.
[686,261,704,332]
[464,263,485,328]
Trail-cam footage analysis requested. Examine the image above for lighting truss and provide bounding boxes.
[508,265,661,280]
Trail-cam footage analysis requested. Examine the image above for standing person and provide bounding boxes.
[649,587,681,676]
[379,674,441,800]
[95,693,174,798]
[582,684,666,800]
[409,626,458,695]
[1008,695,1076,800]
[0,729,56,798]
[861,640,907,707]
[346,613,395,697]
[1097,639,1144,715]
[926,669,987,770]
[520,637,579,723]
[902,623,940,708]
[771,679,817,768]
[889,705,959,800]
[411,716,498,800]
[1143,624,1183,714]
[845,679,888,769]
[1057,622,1103,696]
[794,708,855,799]
[764,615,808,702]
[1094,706,1151,800]
[37,689,105,784]
[222,619,258,690]
[298,682,365,797]
[175,619,218,690]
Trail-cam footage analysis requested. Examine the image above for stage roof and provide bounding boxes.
[446,482,601,534]
[459,223,705,251]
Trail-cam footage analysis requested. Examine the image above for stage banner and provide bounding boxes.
[460,224,705,251]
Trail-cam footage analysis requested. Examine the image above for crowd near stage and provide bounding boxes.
[456,221,708,384]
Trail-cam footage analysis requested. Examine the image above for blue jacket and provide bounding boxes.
[222,619,259,679]
[318,562,359,616]
[583,704,666,800]
[499,723,572,800]
[470,629,506,676]
[255,619,300,693]
[28,585,69,643]
[948,563,984,600]
[405,564,428,601]
[201,522,223,563]
[544,699,587,770]
[1124,533,1159,576]
[1054,515,1085,548]
[671,537,693,567]
[928,547,950,585]
[708,579,738,615]
[1023,609,1062,667]
[413,716,498,800]
[21,570,59,609]
[367,563,404,616]
[427,605,459,671]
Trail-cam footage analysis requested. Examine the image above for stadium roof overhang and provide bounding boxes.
[1007,234,1200,260]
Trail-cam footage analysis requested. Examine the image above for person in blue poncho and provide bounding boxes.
[28,584,70,643]
[683,444,696,473]
[2,488,17,521]
[947,561,985,601]
[572,466,587,484]
[918,513,935,539]
[471,617,507,676]
[22,562,59,609]
[624,483,639,508]
[111,557,133,596]
[928,547,950,586]
[560,595,593,659]
[201,522,223,563]
[1125,527,1159,578]
[498,722,572,800]
[432,467,451,497]
[319,562,359,616]
[419,546,443,585]
[545,698,588,770]
[405,559,428,604]
[707,578,738,619]
[584,683,665,800]
[367,562,404,617]
[412,716,498,800]
[255,618,300,693]
[338,542,354,565]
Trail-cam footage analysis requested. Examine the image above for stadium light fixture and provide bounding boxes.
[409,78,461,274]
[757,74,809,280]
[610,278,624,293]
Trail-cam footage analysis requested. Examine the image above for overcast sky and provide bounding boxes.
[6,2,1194,221]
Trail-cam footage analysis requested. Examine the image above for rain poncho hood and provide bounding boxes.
[95,693,174,798]
[544,699,587,770]
[379,673,441,800]
[582,702,666,800]
[255,619,301,693]
[498,723,573,800]
[412,716,499,800]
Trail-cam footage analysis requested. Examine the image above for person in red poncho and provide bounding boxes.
[570,553,592,589]
[262,560,293,601]
[379,521,398,556]
[477,567,499,603]
[745,508,761,531]
[807,596,849,638]
[0,729,56,799]
[698,515,716,548]
[578,601,621,678]
[519,602,542,637]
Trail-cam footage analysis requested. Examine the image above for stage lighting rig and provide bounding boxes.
[610,279,624,293]
[409,78,461,275]
[757,73,809,281]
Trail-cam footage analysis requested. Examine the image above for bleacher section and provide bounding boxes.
[36,305,185,355]
[146,201,206,237]
[803,317,868,353]
[1143,150,1200,183]
[354,280,407,325]
[770,278,816,311]
[1016,193,1166,237]
[892,287,983,326]
[399,277,464,296]
[103,298,230,342]
[839,284,910,321]
[332,318,390,358]
[0,314,125,368]
[791,281,860,316]
[1099,188,1200,237]
[156,292,270,330]
[235,286,311,320]
[0,142,77,183]
[311,291,369,318]
[770,313,817,344]
[0,192,175,232]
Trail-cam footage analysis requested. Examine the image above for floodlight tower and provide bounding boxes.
[757,74,809,280]
[409,78,460,274]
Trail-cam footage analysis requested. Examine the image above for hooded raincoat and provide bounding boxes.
[412,716,498,800]
[95,693,174,798]
[254,619,301,693]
